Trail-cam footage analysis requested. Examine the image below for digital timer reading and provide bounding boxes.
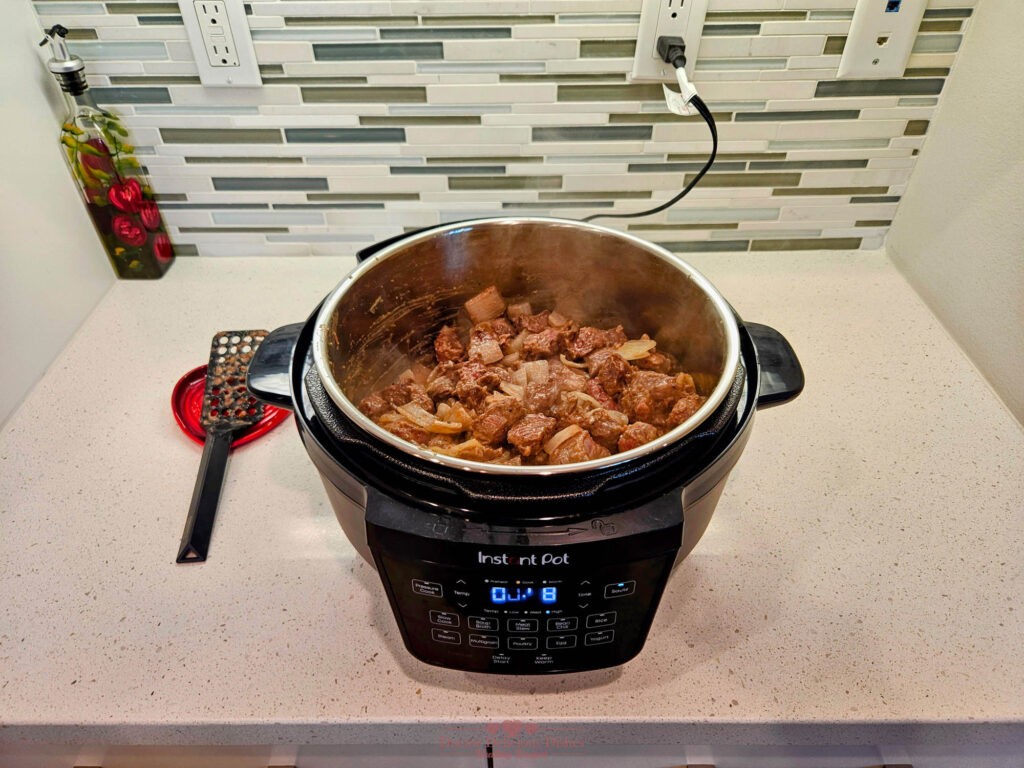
[490,586,557,605]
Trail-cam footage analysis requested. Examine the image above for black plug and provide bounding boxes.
[656,36,687,69]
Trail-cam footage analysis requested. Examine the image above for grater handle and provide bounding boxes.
[176,428,234,563]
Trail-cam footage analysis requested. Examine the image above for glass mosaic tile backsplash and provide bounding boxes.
[31,0,976,257]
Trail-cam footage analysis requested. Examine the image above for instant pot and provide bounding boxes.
[249,218,803,675]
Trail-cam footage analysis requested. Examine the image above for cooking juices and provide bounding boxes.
[42,25,173,279]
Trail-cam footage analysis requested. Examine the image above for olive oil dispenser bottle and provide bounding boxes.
[41,24,174,279]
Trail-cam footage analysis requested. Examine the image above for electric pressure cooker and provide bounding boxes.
[248,217,803,675]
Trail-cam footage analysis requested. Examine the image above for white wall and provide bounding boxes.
[887,0,1024,422]
[0,2,115,425]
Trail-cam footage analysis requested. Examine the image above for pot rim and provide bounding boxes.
[312,216,741,476]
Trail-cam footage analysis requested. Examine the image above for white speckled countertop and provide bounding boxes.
[1,251,1022,751]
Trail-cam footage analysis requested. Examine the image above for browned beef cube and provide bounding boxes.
[667,392,705,426]
[633,350,675,374]
[507,414,557,457]
[454,361,509,408]
[548,362,588,393]
[467,326,504,364]
[513,310,551,333]
[619,370,685,427]
[617,421,661,452]
[383,419,431,446]
[588,348,632,397]
[359,381,433,417]
[581,408,628,451]
[523,379,559,414]
[585,378,617,410]
[434,325,465,364]
[548,429,611,464]
[565,325,627,359]
[521,327,563,358]
[472,395,525,446]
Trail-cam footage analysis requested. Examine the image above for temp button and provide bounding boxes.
[604,580,636,598]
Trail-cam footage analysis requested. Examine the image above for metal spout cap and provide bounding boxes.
[40,24,85,75]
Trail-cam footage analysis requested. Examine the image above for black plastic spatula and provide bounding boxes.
[176,330,268,564]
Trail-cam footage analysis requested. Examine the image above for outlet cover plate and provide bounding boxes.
[178,0,261,87]
[837,0,926,79]
[630,0,709,82]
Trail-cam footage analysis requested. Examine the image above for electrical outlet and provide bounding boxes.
[837,0,926,79]
[630,0,709,82]
[178,0,261,87]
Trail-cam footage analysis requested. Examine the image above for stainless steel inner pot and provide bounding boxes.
[313,217,740,475]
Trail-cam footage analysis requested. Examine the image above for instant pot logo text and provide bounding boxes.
[477,551,570,566]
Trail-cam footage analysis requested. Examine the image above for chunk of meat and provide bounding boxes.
[472,394,524,446]
[584,378,618,410]
[382,419,431,446]
[617,421,661,452]
[581,408,628,451]
[467,326,504,364]
[665,372,705,426]
[454,361,509,408]
[521,327,563,358]
[548,362,588,393]
[358,381,433,418]
[618,370,687,427]
[513,310,551,333]
[633,349,675,374]
[547,429,611,465]
[434,325,465,364]
[565,325,627,359]
[523,379,559,414]
[588,348,632,397]
[507,414,557,458]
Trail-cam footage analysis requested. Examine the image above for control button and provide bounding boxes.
[468,616,498,632]
[507,618,539,633]
[452,579,471,605]
[604,580,636,599]
[546,634,577,650]
[469,634,500,650]
[431,628,461,645]
[412,579,443,598]
[547,616,579,632]
[507,636,539,651]
[585,629,614,646]
[586,611,617,629]
[429,610,460,628]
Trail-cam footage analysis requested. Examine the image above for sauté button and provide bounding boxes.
[431,628,461,645]
[468,634,500,649]
[604,580,636,598]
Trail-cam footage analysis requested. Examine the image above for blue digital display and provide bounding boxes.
[490,586,558,605]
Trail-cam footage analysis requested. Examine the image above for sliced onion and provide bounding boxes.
[567,391,603,410]
[435,402,451,420]
[507,301,532,319]
[511,366,528,388]
[464,286,506,324]
[543,424,582,455]
[559,353,588,369]
[548,310,570,328]
[508,330,527,354]
[470,337,503,365]
[396,403,464,434]
[502,352,520,366]
[499,382,525,399]
[615,339,657,360]
[448,403,474,429]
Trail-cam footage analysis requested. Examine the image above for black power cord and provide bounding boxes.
[582,37,718,224]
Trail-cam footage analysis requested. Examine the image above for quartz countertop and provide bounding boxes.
[1,251,1022,750]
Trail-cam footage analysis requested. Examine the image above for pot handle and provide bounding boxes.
[745,322,804,409]
[247,322,304,409]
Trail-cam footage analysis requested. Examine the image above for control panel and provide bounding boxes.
[377,555,675,673]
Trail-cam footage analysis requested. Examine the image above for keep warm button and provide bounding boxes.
[604,580,635,598]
